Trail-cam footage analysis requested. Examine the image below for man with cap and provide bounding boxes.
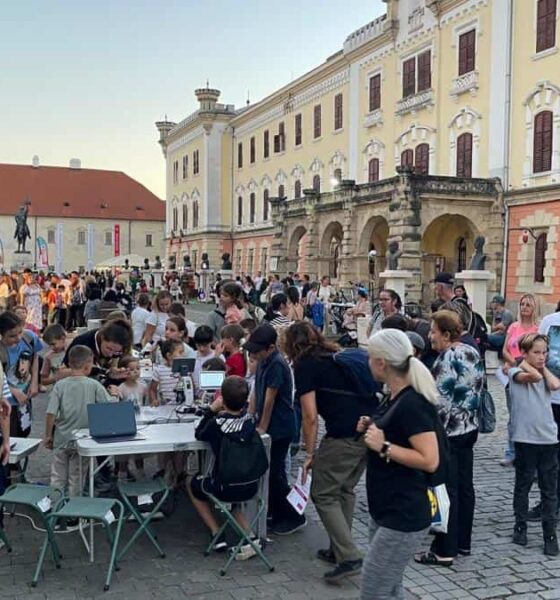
[246,323,306,535]
[487,295,514,353]
[433,272,456,303]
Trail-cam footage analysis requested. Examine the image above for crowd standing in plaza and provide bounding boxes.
[1,265,560,598]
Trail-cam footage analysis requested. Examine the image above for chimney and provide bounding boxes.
[155,118,176,158]
[69,158,81,169]
[32,155,40,168]
[195,85,221,112]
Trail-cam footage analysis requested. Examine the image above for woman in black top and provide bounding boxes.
[358,328,439,600]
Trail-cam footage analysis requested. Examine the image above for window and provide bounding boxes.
[535,232,548,282]
[193,201,199,228]
[333,168,342,183]
[456,132,473,177]
[248,248,255,275]
[295,179,302,198]
[47,229,55,244]
[368,158,379,183]
[261,247,268,273]
[193,150,200,175]
[278,184,285,199]
[534,111,553,173]
[537,0,557,53]
[417,50,431,92]
[458,29,476,75]
[312,174,321,193]
[182,204,188,229]
[400,149,414,168]
[415,143,430,175]
[172,206,179,231]
[457,237,467,272]
[264,130,270,158]
[263,189,269,221]
[313,105,322,139]
[172,160,179,184]
[237,196,243,225]
[182,155,189,179]
[274,123,286,153]
[334,94,343,130]
[146,234,153,247]
[237,142,243,168]
[402,57,416,98]
[295,114,302,146]
[235,248,242,273]
[250,192,256,223]
[77,230,86,245]
[250,137,256,164]
[104,231,112,246]
[369,74,381,112]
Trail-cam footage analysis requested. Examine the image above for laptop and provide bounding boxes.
[199,371,225,391]
[88,402,144,444]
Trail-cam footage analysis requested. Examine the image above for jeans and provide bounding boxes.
[552,404,560,501]
[431,429,478,558]
[269,437,300,524]
[487,332,506,353]
[513,442,557,530]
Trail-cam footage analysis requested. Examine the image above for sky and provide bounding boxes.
[1,0,385,199]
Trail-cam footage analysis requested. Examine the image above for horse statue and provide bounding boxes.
[14,204,31,253]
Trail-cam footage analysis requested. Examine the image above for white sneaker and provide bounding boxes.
[234,538,261,561]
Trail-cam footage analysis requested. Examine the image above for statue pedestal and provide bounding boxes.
[199,269,213,302]
[218,269,234,280]
[142,270,151,290]
[152,269,164,290]
[11,252,33,271]
[379,270,413,304]
[456,270,495,322]
[357,316,370,348]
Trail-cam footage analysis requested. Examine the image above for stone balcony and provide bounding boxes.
[449,70,479,100]
[395,89,434,116]
[363,108,383,128]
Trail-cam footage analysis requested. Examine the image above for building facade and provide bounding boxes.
[157,0,560,307]
[0,161,165,273]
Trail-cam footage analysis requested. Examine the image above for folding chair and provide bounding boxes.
[117,477,170,560]
[204,492,274,576]
[32,496,124,591]
[0,523,12,552]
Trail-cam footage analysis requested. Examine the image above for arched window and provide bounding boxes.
[457,237,467,272]
[172,207,178,232]
[182,204,188,230]
[294,180,302,198]
[400,149,414,168]
[193,201,199,228]
[415,143,430,175]
[249,192,256,223]
[535,232,548,283]
[237,196,243,226]
[263,189,269,221]
[368,158,379,183]
[278,184,285,199]
[333,168,342,183]
[534,111,553,173]
[456,133,473,178]
[312,174,321,193]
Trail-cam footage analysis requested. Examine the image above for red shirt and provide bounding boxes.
[226,352,246,377]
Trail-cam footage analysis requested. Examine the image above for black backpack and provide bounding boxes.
[216,429,269,487]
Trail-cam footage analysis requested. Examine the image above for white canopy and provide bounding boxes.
[95,253,147,270]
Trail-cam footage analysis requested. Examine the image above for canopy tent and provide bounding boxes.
[95,253,147,270]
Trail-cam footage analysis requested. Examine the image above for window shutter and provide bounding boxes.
[534,111,553,173]
[279,122,286,152]
[250,137,256,163]
[295,114,302,146]
[237,196,243,226]
[264,130,270,158]
[417,50,431,91]
[400,149,414,168]
[415,143,430,175]
[314,105,322,138]
[250,193,255,223]
[237,143,243,168]
[334,94,343,130]
[313,175,321,192]
[263,189,269,221]
[295,180,302,198]
[458,29,476,75]
[537,0,557,52]
[369,74,381,111]
[278,184,285,199]
[368,158,379,182]
[402,57,416,97]
[534,232,548,282]
[456,133,473,178]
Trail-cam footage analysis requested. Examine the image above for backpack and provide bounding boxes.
[0,331,35,371]
[477,388,496,434]
[216,428,269,489]
[311,300,325,328]
[332,348,381,399]
[467,310,488,353]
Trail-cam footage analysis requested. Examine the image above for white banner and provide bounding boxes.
[55,223,64,274]
[87,224,94,272]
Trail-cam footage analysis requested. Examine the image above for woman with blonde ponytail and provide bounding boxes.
[359,329,440,600]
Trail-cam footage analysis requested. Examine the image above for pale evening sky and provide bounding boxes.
[1,1,385,199]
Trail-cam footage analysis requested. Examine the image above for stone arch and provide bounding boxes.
[358,215,389,279]
[260,174,272,188]
[288,225,307,259]
[247,178,258,192]
[288,225,308,273]
[275,169,288,184]
[448,107,482,177]
[319,221,344,279]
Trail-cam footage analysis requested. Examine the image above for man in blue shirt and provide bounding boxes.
[246,323,306,535]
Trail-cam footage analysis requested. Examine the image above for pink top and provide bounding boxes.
[505,321,539,360]
[225,305,243,325]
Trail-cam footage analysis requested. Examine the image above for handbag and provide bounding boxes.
[478,388,496,434]
[428,483,450,534]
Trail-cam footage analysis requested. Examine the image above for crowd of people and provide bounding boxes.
[1,265,560,598]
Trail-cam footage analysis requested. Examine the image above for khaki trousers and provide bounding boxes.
[51,447,85,497]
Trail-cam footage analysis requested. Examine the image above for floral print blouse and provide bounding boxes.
[432,343,485,438]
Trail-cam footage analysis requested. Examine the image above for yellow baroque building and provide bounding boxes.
[157,0,560,307]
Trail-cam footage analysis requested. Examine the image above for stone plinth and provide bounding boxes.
[152,269,164,290]
[456,270,495,322]
[379,270,413,304]
[10,252,33,272]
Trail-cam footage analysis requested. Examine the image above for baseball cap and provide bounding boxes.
[243,323,278,354]
[432,272,454,285]
[405,331,425,353]
[491,295,506,305]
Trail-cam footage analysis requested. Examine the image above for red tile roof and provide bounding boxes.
[0,163,165,221]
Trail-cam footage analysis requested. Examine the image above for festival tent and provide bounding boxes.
[95,253,147,270]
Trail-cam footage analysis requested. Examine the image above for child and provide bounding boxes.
[218,324,246,377]
[43,345,109,497]
[13,305,35,333]
[221,282,244,325]
[153,316,196,365]
[193,325,218,391]
[188,375,262,553]
[55,284,68,327]
[150,340,183,406]
[41,324,68,387]
[117,355,148,481]
[46,282,59,325]
[509,333,560,556]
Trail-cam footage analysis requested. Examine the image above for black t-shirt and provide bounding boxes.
[367,386,437,532]
[294,355,377,438]
[63,329,120,387]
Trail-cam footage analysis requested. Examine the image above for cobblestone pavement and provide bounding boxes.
[0,313,558,598]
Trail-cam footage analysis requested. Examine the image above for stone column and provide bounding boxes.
[269,197,289,275]
[303,193,320,281]
[338,192,358,284]
[456,270,495,323]
[152,269,164,289]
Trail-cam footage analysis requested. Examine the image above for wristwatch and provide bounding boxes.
[379,441,392,462]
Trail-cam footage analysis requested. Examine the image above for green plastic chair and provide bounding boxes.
[204,493,274,576]
[32,496,124,591]
[0,524,12,553]
[116,478,170,560]
[0,484,63,564]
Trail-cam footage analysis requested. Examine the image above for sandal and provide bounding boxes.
[414,551,453,567]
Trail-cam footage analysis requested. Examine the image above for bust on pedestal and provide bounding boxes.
[218,253,233,280]
[379,241,412,304]
[456,236,494,322]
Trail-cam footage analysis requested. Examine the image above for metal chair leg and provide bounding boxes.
[104,501,124,592]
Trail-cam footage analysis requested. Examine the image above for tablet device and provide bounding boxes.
[199,371,225,390]
[172,357,196,375]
